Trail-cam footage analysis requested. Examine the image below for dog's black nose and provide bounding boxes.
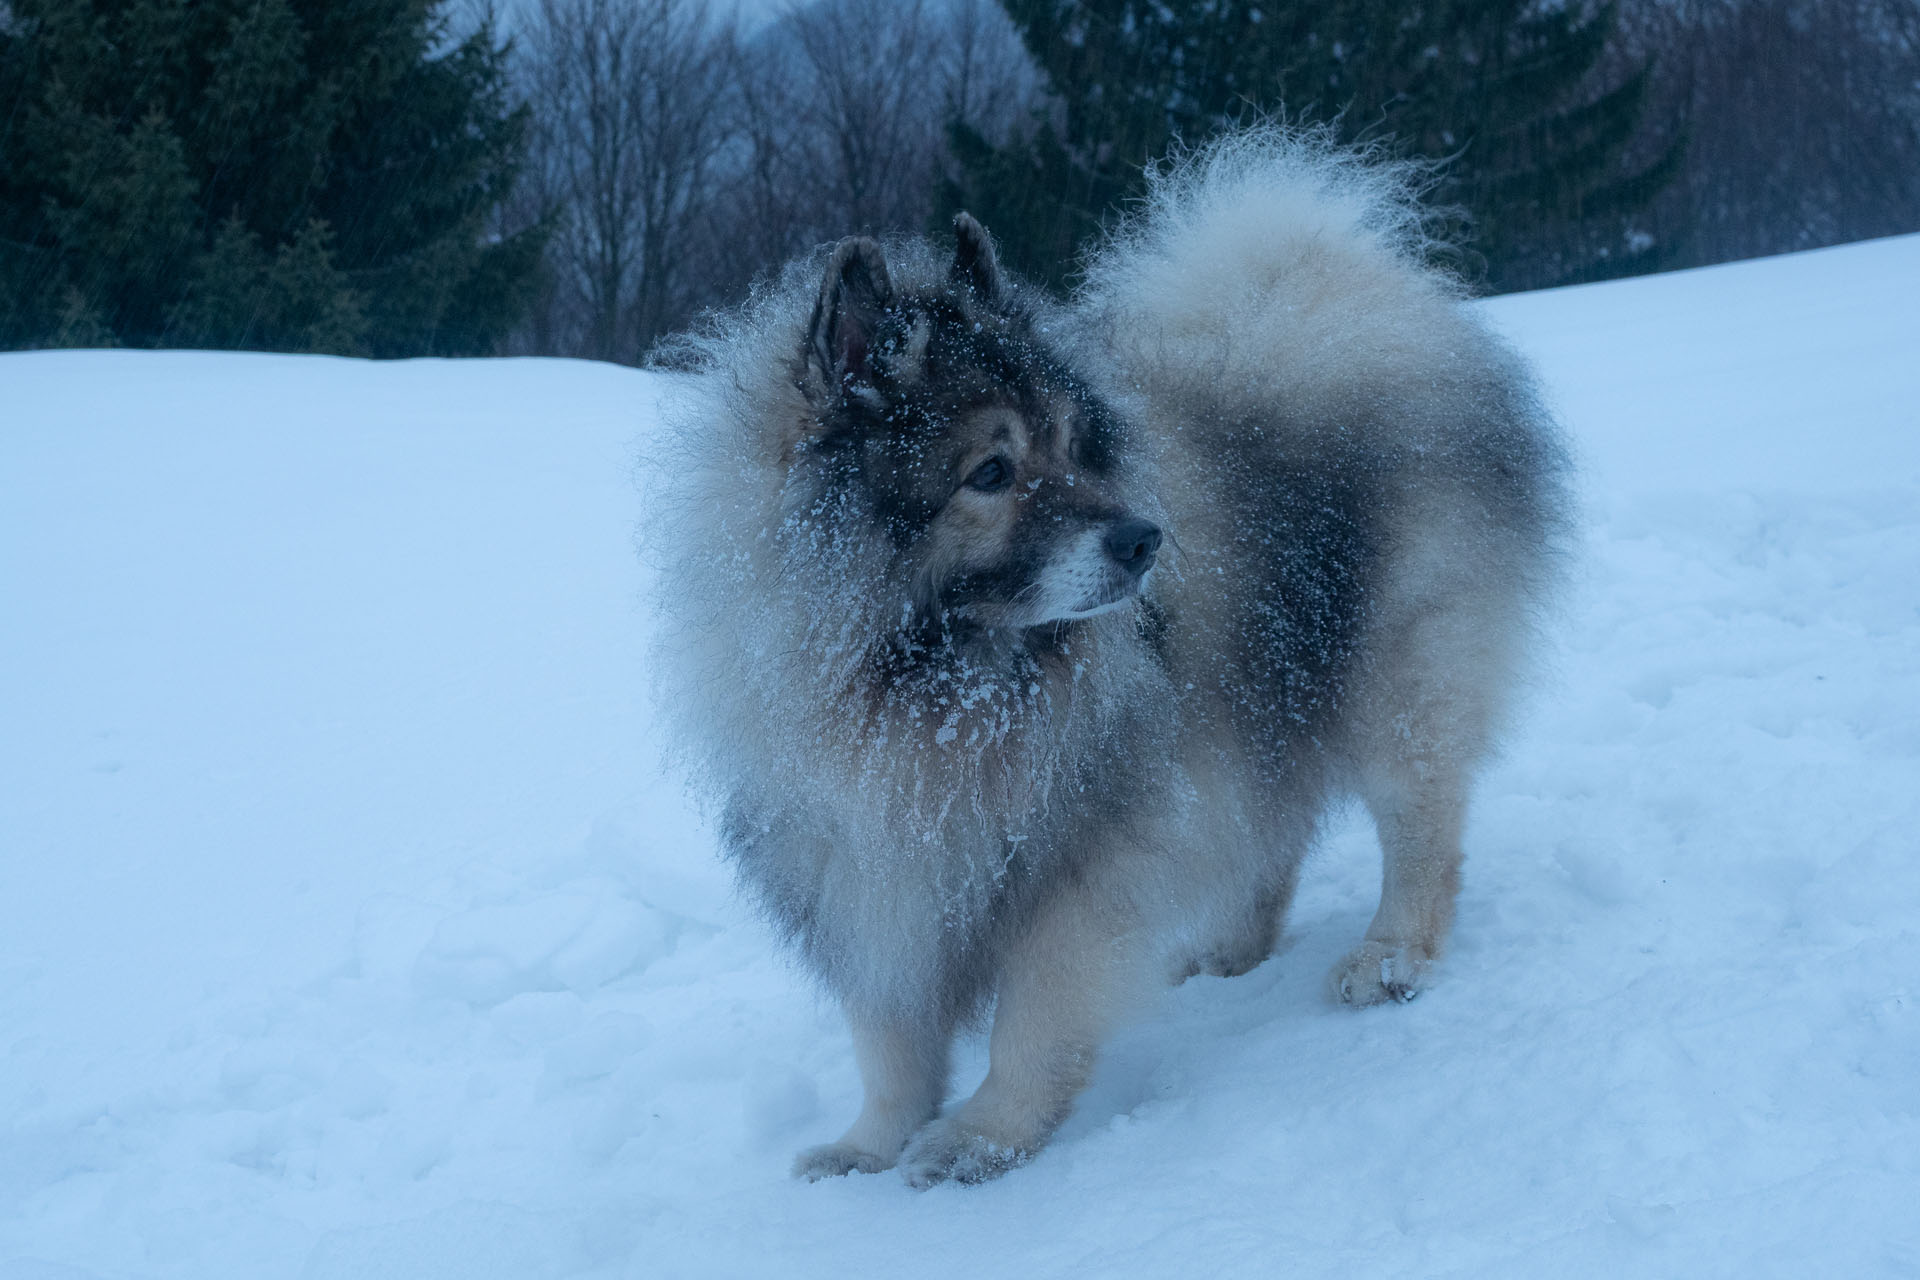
[1105,518,1162,576]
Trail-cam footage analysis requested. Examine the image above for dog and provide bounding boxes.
[651,127,1571,1187]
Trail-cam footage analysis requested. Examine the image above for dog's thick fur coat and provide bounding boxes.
[653,129,1570,1187]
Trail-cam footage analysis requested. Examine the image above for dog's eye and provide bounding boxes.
[965,456,1012,492]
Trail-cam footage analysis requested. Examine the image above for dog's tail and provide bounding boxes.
[1076,125,1464,408]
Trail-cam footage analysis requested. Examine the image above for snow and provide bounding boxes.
[4,234,1919,1278]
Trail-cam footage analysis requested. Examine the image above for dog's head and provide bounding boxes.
[792,215,1160,635]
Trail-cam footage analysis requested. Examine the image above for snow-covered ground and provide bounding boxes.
[4,235,1918,1279]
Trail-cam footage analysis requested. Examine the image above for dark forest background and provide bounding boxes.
[3,0,1917,361]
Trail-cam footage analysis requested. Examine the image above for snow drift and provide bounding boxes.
[3,233,1918,1278]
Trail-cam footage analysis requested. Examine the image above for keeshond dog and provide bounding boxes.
[653,128,1570,1187]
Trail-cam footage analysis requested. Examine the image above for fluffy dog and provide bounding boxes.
[652,128,1570,1187]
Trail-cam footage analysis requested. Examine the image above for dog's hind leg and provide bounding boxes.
[793,1011,950,1180]
[1328,757,1470,1006]
[1327,586,1513,1007]
[898,880,1146,1187]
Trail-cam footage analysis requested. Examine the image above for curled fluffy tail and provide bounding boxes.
[1075,126,1473,415]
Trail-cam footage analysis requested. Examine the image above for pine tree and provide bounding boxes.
[1322,1,1685,288]
[0,0,544,355]
[942,0,1307,289]
[942,0,1680,292]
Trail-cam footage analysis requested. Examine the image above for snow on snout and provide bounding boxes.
[1024,528,1141,623]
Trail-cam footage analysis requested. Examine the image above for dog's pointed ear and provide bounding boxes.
[807,237,893,393]
[950,212,1003,306]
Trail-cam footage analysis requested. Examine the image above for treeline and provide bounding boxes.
[0,0,542,355]
[500,0,1038,363]
[3,0,1917,361]
[1620,0,1920,266]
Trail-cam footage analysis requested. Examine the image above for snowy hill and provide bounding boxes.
[4,235,1918,1279]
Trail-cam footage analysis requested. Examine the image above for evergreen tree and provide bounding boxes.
[0,0,545,355]
[943,0,1681,292]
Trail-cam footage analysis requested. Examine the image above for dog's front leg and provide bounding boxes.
[899,883,1142,1188]
[793,1010,950,1180]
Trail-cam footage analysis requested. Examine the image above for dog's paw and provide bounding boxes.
[897,1119,1030,1189]
[792,1141,891,1181]
[1328,940,1433,1006]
